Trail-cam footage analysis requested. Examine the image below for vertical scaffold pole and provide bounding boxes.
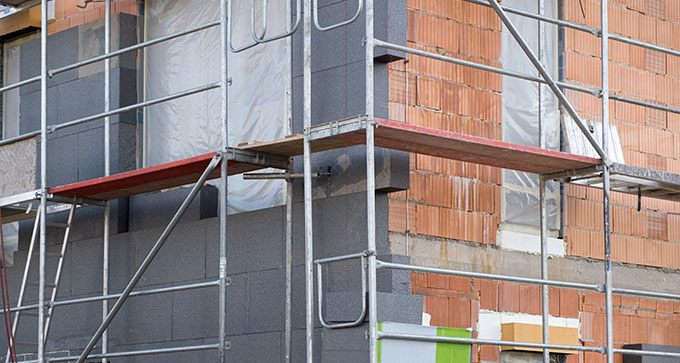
[284,0,294,361]
[537,4,548,363]
[102,1,111,361]
[601,1,613,363]
[284,164,293,363]
[539,177,549,363]
[537,0,550,363]
[365,0,377,362]
[538,0,545,151]
[38,0,48,361]
[219,0,230,361]
[303,0,314,361]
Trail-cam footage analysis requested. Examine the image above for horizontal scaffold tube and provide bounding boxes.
[9,280,220,313]
[21,343,219,363]
[0,82,220,148]
[0,20,219,97]
[53,82,220,132]
[613,348,680,359]
[611,287,680,301]
[378,332,604,353]
[381,333,680,358]
[464,0,680,58]
[376,261,603,291]
[374,39,680,115]
[373,39,597,96]
[378,260,680,302]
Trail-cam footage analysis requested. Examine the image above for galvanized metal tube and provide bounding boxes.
[377,261,602,291]
[12,278,680,316]
[538,0,545,151]
[284,168,293,363]
[52,82,220,132]
[102,1,111,361]
[486,0,608,164]
[0,130,40,147]
[303,0,314,360]
[284,0,294,359]
[251,0,301,44]
[314,252,366,264]
[6,205,40,363]
[0,21,218,97]
[602,2,614,363]
[538,10,548,357]
[48,343,220,362]
[38,1,48,361]
[243,172,308,179]
[378,332,604,353]
[313,0,363,31]
[539,177,549,363]
[219,0,230,361]
[57,280,220,307]
[316,255,367,329]
[228,0,259,53]
[404,57,410,256]
[249,0,269,43]
[373,39,598,96]
[0,76,41,96]
[8,42,678,150]
[610,94,680,115]
[9,280,220,313]
[466,0,680,58]
[43,205,76,343]
[48,21,221,78]
[611,288,680,300]
[613,349,680,358]
[365,0,378,361]
[609,34,680,57]
[102,206,110,356]
[464,0,600,35]
[75,154,223,363]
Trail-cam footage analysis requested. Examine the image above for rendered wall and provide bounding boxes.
[0,138,35,198]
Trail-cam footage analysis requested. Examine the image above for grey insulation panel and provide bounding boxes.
[0,137,36,198]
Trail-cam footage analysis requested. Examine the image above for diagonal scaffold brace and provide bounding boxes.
[74,152,224,363]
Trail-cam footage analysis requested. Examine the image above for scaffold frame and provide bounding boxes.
[0,0,678,362]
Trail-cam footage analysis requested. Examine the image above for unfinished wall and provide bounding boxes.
[47,0,138,34]
[2,191,418,363]
[387,0,503,245]
[386,0,680,360]
[562,0,680,269]
[411,270,680,363]
[0,1,412,362]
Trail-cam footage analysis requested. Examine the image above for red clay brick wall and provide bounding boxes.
[388,2,680,358]
[412,271,680,363]
[47,0,138,35]
[562,0,680,268]
[387,0,503,244]
[388,1,680,269]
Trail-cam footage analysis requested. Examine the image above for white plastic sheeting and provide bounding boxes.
[144,0,287,213]
[500,0,560,233]
[563,115,625,163]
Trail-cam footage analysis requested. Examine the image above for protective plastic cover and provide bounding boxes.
[500,0,560,233]
[144,0,287,213]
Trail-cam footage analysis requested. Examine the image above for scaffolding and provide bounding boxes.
[0,0,678,362]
